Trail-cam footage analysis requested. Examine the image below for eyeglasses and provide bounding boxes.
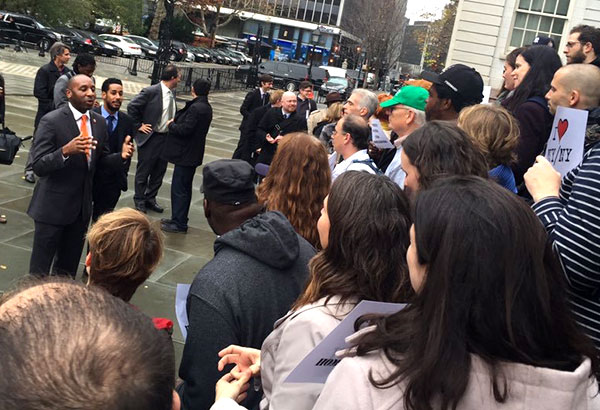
[565,41,583,48]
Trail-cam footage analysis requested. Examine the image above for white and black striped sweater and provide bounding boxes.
[533,140,600,349]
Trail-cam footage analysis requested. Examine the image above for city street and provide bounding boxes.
[0,47,245,365]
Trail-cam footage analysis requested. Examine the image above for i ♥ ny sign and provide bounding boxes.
[544,106,588,177]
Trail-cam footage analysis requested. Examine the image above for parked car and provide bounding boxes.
[213,48,234,65]
[0,11,62,50]
[170,40,188,62]
[75,29,118,57]
[220,48,244,65]
[188,46,210,63]
[228,49,252,64]
[98,34,143,57]
[125,34,158,59]
[237,61,328,90]
[54,27,95,54]
[319,76,350,98]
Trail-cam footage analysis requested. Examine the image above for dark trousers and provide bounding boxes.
[170,164,196,229]
[29,217,88,278]
[134,132,168,204]
[92,182,121,222]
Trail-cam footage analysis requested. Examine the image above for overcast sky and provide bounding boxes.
[405,0,450,22]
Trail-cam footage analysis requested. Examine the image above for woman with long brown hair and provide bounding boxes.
[211,171,412,410]
[257,132,330,249]
[314,176,599,410]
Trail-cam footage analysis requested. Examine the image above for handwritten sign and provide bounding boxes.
[285,300,405,384]
[544,106,588,176]
[175,284,191,340]
[370,119,394,149]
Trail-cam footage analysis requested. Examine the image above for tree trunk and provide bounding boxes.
[148,0,165,40]
[209,1,222,48]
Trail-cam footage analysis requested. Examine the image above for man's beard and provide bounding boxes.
[569,50,586,64]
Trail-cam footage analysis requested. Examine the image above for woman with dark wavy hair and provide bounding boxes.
[502,45,562,186]
[314,176,599,410]
[257,132,331,249]
[401,121,488,197]
[211,171,412,410]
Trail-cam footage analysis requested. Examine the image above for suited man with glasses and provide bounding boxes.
[128,64,180,214]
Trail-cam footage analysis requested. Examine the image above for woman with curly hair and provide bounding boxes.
[257,132,330,249]
[458,104,520,193]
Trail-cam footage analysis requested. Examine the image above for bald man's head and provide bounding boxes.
[546,63,600,114]
[0,279,175,410]
[66,74,96,113]
[281,91,297,114]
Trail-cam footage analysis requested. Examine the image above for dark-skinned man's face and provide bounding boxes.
[102,83,123,113]
[66,74,96,113]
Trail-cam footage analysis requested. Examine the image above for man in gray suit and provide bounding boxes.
[127,64,180,213]
[27,75,134,277]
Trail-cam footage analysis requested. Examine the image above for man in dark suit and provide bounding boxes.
[27,75,135,278]
[24,42,72,183]
[161,78,213,233]
[232,74,273,162]
[127,64,180,214]
[255,91,307,165]
[91,78,135,221]
[244,89,284,162]
[296,80,317,119]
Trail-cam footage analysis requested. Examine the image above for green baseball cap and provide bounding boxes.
[380,85,428,112]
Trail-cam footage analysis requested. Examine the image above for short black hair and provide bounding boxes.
[571,25,600,54]
[299,80,313,90]
[259,74,273,84]
[73,53,96,74]
[101,77,122,93]
[193,78,211,96]
[160,64,179,81]
[341,114,370,150]
[0,279,175,410]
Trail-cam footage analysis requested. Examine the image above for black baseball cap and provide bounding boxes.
[201,159,256,205]
[532,35,555,49]
[421,64,484,104]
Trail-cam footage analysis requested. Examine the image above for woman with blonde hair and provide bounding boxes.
[458,104,520,193]
[257,132,330,249]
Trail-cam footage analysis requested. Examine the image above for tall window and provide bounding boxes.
[509,0,570,47]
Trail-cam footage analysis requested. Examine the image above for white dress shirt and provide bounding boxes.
[68,102,93,166]
[157,81,175,133]
[331,149,377,181]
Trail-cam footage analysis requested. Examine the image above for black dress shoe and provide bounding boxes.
[134,202,147,213]
[160,221,187,233]
[146,200,164,213]
[160,218,173,224]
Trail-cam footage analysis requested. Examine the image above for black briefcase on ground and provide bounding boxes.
[0,127,21,165]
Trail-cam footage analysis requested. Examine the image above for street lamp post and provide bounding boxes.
[307,28,321,81]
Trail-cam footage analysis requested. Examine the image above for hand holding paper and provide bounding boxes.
[370,119,394,149]
[524,155,562,203]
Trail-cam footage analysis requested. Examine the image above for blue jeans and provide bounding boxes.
[170,165,196,229]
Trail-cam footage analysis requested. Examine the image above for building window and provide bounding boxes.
[509,0,569,48]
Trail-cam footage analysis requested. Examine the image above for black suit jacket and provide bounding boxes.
[33,61,70,127]
[162,95,213,167]
[127,83,176,147]
[256,108,307,164]
[239,88,268,131]
[92,107,134,191]
[27,105,123,225]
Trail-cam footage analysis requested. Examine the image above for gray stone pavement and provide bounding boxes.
[0,47,247,366]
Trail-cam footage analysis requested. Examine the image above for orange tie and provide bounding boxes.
[81,114,90,161]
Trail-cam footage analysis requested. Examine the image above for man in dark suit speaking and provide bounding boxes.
[27,75,135,278]
[232,74,273,162]
[91,78,135,221]
[128,64,180,214]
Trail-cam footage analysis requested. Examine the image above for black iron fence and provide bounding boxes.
[93,55,245,94]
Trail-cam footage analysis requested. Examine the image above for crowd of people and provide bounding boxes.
[3,23,600,410]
